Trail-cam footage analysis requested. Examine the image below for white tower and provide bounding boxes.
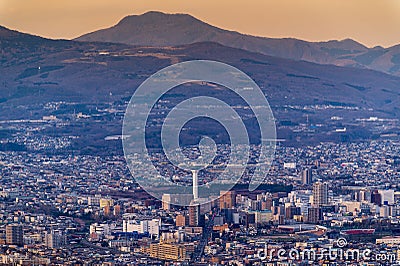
[192,170,199,201]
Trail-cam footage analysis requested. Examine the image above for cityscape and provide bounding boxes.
[1,1,400,265]
[1,140,400,265]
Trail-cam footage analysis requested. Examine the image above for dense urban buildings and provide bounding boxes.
[0,140,399,264]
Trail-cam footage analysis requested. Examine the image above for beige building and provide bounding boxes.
[219,190,236,210]
[376,236,400,245]
[312,181,328,207]
[149,242,187,261]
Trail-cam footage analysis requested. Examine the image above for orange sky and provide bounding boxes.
[0,0,399,48]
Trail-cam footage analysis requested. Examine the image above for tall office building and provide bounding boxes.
[219,190,236,210]
[188,204,200,227]
[312,181,328,207]
[302,168,313,185]
[6,224,23,246]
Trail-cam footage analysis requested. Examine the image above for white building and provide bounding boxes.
[90,223,111,238]
[123,219,160,237]
[378,189,395,205]
[88,195,101,206]
[284,162,296,169]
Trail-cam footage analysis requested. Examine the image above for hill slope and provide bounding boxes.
[1,26,400,152]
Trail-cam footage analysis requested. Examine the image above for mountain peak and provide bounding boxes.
[76,11,218,46]
[142,10,193,18]
[319,38,368,51]
[115,11,199,27]
[340,38,368,49]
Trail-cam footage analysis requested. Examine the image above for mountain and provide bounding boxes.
[2,26,400,153]
[76,11,400,76]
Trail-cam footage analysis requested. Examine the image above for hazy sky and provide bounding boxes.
[0,0,399,48]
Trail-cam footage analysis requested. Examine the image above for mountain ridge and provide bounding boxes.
[75,11,400,77]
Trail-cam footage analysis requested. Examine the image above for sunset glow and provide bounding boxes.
[0,0,399,47]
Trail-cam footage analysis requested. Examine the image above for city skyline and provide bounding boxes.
[0,0,399,47]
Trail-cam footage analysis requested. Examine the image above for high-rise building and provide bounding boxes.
[219,190,236,210]
[188,205,200,227]
[239,212,255,227]
[302,168,313,185]
[44,230,66,249]
[307,207,322,224]
[312,181,328,207]
[261,197,273,211]
[175,214,187,227]
[6,224,23,246]
[286,206,301,219]
[371,190,382,206]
